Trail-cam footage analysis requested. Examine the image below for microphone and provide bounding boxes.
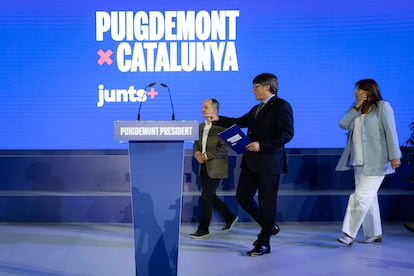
[161,83,175,120]
[137,82,156,120]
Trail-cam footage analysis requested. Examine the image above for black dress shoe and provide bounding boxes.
[189,229,210,239]
[222,216,238,231]
[404,222,414,232]
[247,245,270,256]
[253,224,280,246]
[272,224,280,235]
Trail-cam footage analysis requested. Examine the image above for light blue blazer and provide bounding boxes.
[335,100,401,176]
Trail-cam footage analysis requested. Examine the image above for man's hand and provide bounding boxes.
[204,113,218,122]
[195,151,207,163]
[246,141,260,152]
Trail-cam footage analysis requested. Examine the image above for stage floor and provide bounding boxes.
[0,222,413,275]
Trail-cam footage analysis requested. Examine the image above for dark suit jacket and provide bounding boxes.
[215,95,294,174]
[193,123,229,179]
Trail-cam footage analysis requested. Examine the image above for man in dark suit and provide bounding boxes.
[190,98,238,239]
[208,73,294,256]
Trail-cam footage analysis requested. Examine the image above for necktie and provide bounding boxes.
[255,102,265,118]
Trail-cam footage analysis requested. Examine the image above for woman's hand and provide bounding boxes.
[355,89,368,108]
[391,159,401,169]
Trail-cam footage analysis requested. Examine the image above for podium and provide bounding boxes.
[114,120,198,276]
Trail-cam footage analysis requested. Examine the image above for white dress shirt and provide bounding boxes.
[201,121,212,158]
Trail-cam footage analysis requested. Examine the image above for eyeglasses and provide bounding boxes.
[252,84,263,89]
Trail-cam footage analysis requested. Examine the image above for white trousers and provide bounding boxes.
[342,166,385,238]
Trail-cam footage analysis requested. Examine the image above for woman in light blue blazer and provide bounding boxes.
[336,79,401,246]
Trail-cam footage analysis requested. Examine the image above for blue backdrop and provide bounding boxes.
[1,0,413,149]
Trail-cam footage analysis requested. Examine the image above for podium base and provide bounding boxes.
[129,141,184,276]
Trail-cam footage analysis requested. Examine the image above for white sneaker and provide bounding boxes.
[358,236,382,243]
[337,235,354,246]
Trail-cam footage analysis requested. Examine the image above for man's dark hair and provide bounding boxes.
[253,73,279,94]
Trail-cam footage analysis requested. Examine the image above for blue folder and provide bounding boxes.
[218,124,250,154]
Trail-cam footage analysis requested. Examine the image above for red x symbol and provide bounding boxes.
[147,88,158,99]
[97,49,113,65]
